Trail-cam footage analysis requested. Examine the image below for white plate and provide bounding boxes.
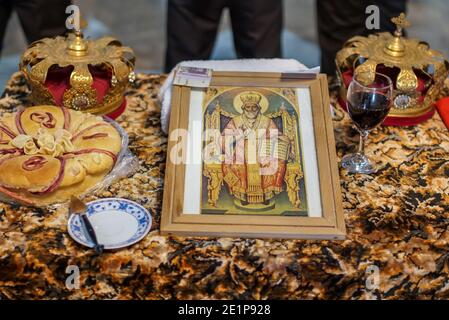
[67,198,152,250]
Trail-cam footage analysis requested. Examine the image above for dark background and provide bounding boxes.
[0,0,448,87]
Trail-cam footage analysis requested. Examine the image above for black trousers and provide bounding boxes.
[0,0,71,54]
[317,0,407,75]
[165,0,283,72]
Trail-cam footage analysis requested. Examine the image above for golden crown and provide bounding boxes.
[336,13,449,119]
[240,92,262,105]
[19,23,135,115]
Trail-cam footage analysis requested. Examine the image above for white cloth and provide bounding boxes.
[158,58,318,133]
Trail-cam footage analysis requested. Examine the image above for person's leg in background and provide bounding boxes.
[229,0,283,59]
[165,0,227,72]
[317,0,407,76]
[0,1,13,55]
[14,0,71,44]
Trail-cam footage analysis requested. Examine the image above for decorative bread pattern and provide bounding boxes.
[0,105,122,205]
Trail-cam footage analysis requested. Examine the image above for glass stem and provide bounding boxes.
[358,130,368,155]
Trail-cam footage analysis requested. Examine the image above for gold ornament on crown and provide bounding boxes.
[19,17,136,115]
[336,13,449,118]
[240,92,262,104]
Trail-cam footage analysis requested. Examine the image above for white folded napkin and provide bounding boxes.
[158,58,318,133]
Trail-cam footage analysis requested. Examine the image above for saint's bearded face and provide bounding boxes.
[242,103,261,120]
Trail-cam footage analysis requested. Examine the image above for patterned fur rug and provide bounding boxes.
[0,72,449,299]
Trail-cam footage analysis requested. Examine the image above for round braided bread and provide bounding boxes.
[0,105,122,205]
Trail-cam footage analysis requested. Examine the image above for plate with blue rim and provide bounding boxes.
[68,198,152,250]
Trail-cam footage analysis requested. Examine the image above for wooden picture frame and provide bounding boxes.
[161,72,346,240]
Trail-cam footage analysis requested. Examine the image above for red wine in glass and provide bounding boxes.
[347,91,392,131]
[341,72,393,174]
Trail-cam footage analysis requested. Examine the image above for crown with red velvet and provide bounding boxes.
[336,13,449,126]
[19,25,135,119]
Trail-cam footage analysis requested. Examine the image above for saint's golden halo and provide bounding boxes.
[233,91,269,114]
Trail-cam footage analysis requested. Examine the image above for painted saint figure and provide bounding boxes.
[221,92,291,207]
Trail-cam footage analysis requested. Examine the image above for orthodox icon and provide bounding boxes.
[202,87,308,216]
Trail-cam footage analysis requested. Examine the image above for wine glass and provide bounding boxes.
[341,72,393,174]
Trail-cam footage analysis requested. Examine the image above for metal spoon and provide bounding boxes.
[69,196,104,254]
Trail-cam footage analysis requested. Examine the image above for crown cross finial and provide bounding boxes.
[67,14,88,56]
[391,13,410,36]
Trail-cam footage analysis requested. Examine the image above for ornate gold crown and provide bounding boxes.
[336,13,449,121]
[240,92,262,105]
[19,21,135,116]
